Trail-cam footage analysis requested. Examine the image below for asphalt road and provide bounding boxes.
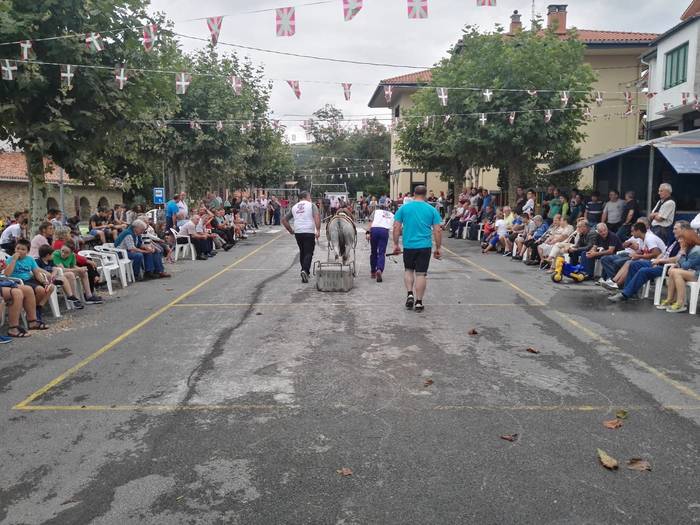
[1,226,699,524]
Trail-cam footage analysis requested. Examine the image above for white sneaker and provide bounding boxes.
[596,278,605,286]
[601,279,618,291]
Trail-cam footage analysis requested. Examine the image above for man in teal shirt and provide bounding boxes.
[392,185,443,312]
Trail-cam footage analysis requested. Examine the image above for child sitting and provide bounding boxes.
[36,245,83,309]
[52,243,103,305]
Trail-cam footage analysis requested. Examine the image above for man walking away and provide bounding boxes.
[392,185,442,312]
[282,191,321,283]
[366,206,395,282]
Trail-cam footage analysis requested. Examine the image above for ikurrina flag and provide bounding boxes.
[176,72,192,95]
[384,85,393,103]
[114,65,128,90]
[544,109,553,123]
[1,60,17,81]
[407,0,428,19]
[228,75,243,95]
[85,32,104,52]
[477,0,496,5]
[343,0,363,21]
[436,87,448,106]
[19,40,33,61]
[276,7,296,36]
[142,24,157,52]
[60,64,76,90]
[207,16,223,45]
[287,80,301,99]
[342,83,352,101]
[216,120,224,132]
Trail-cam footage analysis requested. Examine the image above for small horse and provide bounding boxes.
[327,212,357,265]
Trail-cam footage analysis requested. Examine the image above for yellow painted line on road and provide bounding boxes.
[434,404,700,412]
[443,247,700,402]
[12,235,283,411]
[442,248,545,306]
[15,404,296,412]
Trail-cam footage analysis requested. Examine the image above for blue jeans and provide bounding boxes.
[601,254,629,280]
[143,251,164,274]
[622,262,662,298]
[127,252,145,277]
[370,227,389,273]
[579,251,596,277]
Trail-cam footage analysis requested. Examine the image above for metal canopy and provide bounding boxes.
[547,143,646,175]
[656,146,700,174]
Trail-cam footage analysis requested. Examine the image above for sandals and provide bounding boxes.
[28,320,48,331]
[7,326,30,338]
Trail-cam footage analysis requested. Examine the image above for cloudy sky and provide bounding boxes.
[149,0,690,142]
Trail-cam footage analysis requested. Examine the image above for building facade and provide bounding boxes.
[369,4,657,199]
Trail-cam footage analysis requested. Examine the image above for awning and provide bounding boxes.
[656,146,700,174]
[547,143,647,175]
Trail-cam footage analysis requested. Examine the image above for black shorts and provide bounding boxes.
[403,248,432,273]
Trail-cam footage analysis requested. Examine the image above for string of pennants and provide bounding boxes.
[0,0,501,52]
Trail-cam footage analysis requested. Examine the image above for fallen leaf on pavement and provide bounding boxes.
[603,419,623,429]
[176,495,184,501]
[526,347,540,354]
[336,467,353,477]
[626,458,651,472]
[500,433,518,442]
[615,409,628,420]
[468,328,478,336]
[424,379,434,387]
[596,448,619,470]
[256,312,263,315]
[165,288,174,291]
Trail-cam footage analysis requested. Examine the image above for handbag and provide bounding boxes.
[0,278,18,288]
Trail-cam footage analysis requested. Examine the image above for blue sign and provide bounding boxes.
[153,187,165,205]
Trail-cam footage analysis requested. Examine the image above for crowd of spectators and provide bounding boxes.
[0,190,264,343]
[444,183,700,314]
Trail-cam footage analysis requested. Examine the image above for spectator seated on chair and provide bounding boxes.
[609,221,686,303]
[537,215,573,267]
[448,199,467,238]
[514,214,545,261]
[29,221,54,258]
[36,245,83,309]
[0,213,27,255]
[52,242,104,303]
[658,231,700,313]
[599,223,648,287]
[88,207,114,244]
[563,220,595,266]
[178,215,215,260]
[3,239,53,327]
[114,219,170,280]
[602,222,666,292]
[0,271,39,338]
[482,211,508,254]
[209,209,235,250]
[580,223,622,278]
[53,228,102,294]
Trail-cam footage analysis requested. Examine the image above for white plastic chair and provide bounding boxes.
[0,274,60,319]
[170,228,196,261]
[653,264,675,306]
[0,275,28,329]
[687,280,700,315]
[96,244,134,285]
[79,250,122,295]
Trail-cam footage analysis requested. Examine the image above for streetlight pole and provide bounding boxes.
[59,167,65,223]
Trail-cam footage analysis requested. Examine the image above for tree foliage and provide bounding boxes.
[396,25,596,201]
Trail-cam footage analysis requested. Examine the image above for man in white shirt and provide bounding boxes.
[365,208,395,282]
[179,215,215,260]
[522,190,536,216]
[282,191,321,283]
[601,222,664,290]
[649,183,676,243]
[0,222,23,254]
[177,191,189,220]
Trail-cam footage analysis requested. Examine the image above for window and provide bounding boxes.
[664,42,689,89]
[394,105,400,118]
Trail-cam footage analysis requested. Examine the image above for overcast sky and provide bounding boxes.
[149,0,690,142]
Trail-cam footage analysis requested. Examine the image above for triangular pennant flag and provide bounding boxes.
[584,107,593,120]
[477,0,497,5]
[287,80,301,99]
[682,92,690,105]
[142,24,157,52]
[663,103,671,111]
[189,120,202,130]
[1,59,18,81]
[114,65,128,90]
[228,75,243,95]
[207,17,224,45]
[624,91,633,104]
[508,112,516,125]
[19,40,33,61]
[479,113,487,126]
[384,85,393,103]
[560,91,569,107]
[595,91,604,106]
[444,115,451,124]
[424,116,430,127]
[483,89,493,102]
[176,72,191,95]
[276,7,296,37]
[216,120,224,132]
[407,0,428,19]
[527,90,538,97]
[544,109,553,123]
[85,32,104,52]
[343,0,363,21]
[646,91,657,99]
[694,95,700,111]
[60,64,75,89]
[342,82,352,101]
[437,87,448,106]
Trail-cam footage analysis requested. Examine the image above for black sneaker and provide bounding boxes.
[414,301,424,312]
[68,297,84,309]
[85,295,104,305]
[405,294,415,309]
[301,270,309,283]
[376,271,383,283]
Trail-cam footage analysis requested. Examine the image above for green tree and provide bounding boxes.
[396,25,595,203]
[0,0,181,229]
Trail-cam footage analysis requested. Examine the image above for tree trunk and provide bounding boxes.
[26,148,47,234]
[176,162,188,194]
[506,159,524,205]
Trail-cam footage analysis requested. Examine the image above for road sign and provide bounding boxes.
[153,187,165,205]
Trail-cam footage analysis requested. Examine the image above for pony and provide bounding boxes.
[326,212,356,265]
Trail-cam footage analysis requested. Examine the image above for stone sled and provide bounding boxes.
[313,261,355,292]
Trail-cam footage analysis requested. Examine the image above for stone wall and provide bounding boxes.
[0,181,123,221]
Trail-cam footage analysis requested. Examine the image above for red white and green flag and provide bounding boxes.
[207,17,224,45]
[176,72,191,95]
[1,60,18,81]
[85,32,104,52]
[343,0,363,21]
[114,65,128,90]
[142,24,157,52]
[276,7,296,36]
[407,0,428,19]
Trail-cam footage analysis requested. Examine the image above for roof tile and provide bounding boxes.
[0,152,79,184]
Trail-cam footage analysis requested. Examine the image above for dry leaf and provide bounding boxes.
[468,328,478,336]
[336,467,353,477]
[596,448,619,470]
[500,433,518,442]
[615,409,628,420]
[424,379,434,387]
[256,312,263,316]
[626,458,651,472]
[603,418,623,430]
[526,347,540,354]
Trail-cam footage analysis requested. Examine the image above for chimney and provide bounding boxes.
[547,4,568,34]
[510,10,522,34]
